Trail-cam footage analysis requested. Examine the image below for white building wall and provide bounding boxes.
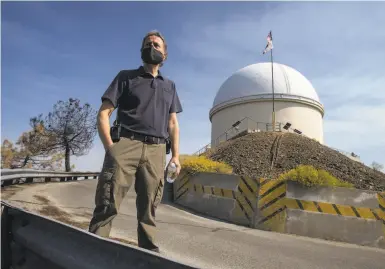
[210,100,324,146]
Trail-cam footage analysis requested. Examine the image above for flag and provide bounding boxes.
[263,31,273,54]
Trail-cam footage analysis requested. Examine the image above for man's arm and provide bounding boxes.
[98,71,124,150]
[168,112,180,159]
[98,100,115,151]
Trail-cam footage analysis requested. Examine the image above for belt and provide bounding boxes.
[121,129,166,144]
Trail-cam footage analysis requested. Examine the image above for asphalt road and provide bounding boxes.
[4,179,385,269]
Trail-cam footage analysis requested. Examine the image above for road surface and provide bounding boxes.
[3,180,385,269]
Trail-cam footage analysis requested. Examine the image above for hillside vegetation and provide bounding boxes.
[203,132,385,191]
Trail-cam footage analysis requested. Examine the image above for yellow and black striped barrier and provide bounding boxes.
[174,172,193,201]
[378,192,385,235]
[235,176,259,223]
[378,192,385,216]
[256,180,385,234]
[256,179,287,232]
[186,175,259,226]
[285,198,384,222]
[174,173,385,238]
[175,175,259,226]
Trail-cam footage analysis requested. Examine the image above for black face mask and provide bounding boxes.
[141,46,164,65]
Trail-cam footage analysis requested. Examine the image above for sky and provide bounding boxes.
[2,1,385,172]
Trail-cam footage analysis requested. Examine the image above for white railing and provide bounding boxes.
[194,117,283,155]
[193,117,361,163]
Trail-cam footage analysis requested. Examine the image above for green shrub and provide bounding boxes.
[180,155,233,174]
[277,165,354,188]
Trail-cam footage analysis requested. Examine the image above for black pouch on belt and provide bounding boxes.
[110,121,121,143]
[110,106,121,143]
[166,138,171,154]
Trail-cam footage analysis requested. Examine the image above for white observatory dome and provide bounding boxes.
[209,62,325,146]
[212,62,321,111]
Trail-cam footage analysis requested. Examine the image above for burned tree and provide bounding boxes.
[16,127,64,170]
[31,98,98,171]
[1,129,63,170]
[1,139,17,169]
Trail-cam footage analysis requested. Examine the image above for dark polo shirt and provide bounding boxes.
[101,66,183,139]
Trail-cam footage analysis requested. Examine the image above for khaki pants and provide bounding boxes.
[88,137,166,251]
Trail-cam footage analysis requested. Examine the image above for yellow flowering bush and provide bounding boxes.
[277,165,354,188]
[180,155,233,174]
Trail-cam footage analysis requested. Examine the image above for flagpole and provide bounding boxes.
[270,32,275,131]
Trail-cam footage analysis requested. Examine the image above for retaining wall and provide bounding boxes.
[173,172,252,226]
[173,172,385,249]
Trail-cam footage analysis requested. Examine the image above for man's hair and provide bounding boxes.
[141,30,168,58]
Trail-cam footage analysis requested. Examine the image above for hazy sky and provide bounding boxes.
[2,1,385,171]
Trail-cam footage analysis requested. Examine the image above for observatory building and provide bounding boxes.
[209,62,325,146]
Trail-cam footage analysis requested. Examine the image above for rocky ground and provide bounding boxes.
[204,132,385,192]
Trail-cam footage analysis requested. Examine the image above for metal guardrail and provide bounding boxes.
[1,169,100,187]
[1,201,199,269]
[1,168,98,176]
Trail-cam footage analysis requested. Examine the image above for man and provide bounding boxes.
[88,30,183,253]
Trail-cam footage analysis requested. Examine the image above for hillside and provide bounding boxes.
[204,132,385,192]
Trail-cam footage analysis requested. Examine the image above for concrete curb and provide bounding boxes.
[172,172,385,249]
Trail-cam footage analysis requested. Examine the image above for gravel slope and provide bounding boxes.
[205,132,385,192]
